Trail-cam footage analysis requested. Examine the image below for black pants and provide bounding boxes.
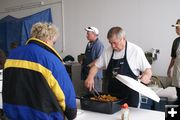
[175,87,180,105]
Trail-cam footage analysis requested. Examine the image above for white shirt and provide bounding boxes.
[95,41,151,76]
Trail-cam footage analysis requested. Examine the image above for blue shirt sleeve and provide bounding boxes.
[171,37,180,58]
[92,39,104,60]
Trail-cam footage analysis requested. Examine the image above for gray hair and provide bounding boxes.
[107,26,125,40]
[30,22,59,42]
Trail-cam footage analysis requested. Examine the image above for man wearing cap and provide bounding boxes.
[81,26,104,92]
[167,19,180,105]
[85,26,152,107]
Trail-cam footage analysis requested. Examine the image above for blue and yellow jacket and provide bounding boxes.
[3,38,77,120]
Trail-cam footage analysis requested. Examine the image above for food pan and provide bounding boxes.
[79,93,124,114]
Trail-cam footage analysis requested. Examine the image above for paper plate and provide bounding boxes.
[115,74,160,102]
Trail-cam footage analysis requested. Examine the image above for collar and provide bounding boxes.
[26,38,64,64]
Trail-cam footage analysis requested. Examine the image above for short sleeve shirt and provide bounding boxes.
[91,39,104,60]
[171,37,180,58]
[95,41,151,76]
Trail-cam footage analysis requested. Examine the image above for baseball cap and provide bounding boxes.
[171,19,180,27]
[85,26,99,35]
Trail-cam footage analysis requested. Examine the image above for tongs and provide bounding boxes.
[91,87,100,98]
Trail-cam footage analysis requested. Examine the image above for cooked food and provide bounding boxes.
[90,94,118,102]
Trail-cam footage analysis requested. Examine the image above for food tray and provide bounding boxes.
[80,93,124,114]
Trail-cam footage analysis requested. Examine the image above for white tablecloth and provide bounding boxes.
[75,99,165,120]
[156,87,177,102]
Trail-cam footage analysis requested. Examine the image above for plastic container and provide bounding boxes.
[80,93,124,114]
[121,103,130,120]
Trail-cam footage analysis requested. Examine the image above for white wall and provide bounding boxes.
[63,0,180,76]
[0,0,180,76]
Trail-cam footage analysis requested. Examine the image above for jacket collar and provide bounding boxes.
[26,38,64,64]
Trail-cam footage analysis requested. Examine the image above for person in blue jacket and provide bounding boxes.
[3,22,77,120]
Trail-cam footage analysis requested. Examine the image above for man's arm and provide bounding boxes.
[167,57,175,78]
[87,59,97,68]
[85,65,99,91]
[139,68,152,84]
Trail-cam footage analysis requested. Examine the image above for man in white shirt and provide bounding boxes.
[85,26,152,107]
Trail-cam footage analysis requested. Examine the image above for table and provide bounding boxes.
[75,99,165,120]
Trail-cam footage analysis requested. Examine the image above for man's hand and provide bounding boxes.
[85,77,94,91]
[138,74,151,84]
[139,68,152,84]
[84,65,99,91]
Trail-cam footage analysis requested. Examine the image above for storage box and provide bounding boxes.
[80,93,124,114]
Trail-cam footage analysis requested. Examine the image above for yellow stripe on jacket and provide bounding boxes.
[4,59,66,111]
